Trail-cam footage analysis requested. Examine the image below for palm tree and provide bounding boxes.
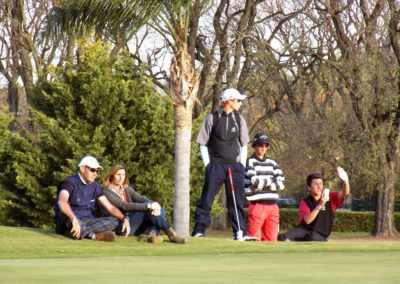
[47,0,200,236]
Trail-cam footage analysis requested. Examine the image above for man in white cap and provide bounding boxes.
[192,88,250,240]
[54,155,130,241]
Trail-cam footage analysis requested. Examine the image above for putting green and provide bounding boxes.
[0,226,399,283]
[1,251,399,283]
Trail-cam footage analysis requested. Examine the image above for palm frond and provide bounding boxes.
[46,0,165,38]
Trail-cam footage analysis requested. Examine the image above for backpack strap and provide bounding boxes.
[210,111,219,138]
[233,111,241,138]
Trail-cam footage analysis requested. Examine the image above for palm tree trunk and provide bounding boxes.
[170,42,199,237]
[173,103,193,237]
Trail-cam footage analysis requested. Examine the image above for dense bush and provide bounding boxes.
[0,42,175,228]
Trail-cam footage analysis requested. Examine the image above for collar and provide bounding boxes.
[251,153,267,162]
[78,172,88,185]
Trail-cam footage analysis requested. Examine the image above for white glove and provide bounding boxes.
[151,202,161,211]
[200,145,210,167]
[149,202,161,216]
[240,145,247,167]
[337,167,349,182]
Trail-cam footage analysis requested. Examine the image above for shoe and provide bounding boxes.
[192,232,205,238]
[94,231,116,242]
[277,234,286,241]
[277,234,291,242]
[146,235,164,244]
[139,229,164,244]
[232,231,244,241]
[165,227,186,244]
[243,235,259,241]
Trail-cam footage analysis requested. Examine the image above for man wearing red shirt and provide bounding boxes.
[278,167,350,241]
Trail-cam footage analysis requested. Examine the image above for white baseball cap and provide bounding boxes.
[220,88,247,102]
[78,155,103,169]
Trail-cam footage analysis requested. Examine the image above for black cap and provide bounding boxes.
[252,132,270,147]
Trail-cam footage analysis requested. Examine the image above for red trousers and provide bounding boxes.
[248,203,279,241]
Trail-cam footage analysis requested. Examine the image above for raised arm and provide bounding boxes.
[337,167,350,199]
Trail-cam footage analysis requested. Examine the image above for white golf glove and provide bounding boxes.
[200,145,210,167]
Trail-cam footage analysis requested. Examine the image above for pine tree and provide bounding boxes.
[0,41,175,228]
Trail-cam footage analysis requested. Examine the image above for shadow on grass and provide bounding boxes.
[19,226,67,240]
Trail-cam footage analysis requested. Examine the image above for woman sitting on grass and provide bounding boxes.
[102,163,185,244]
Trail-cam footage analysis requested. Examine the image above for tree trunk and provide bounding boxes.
[170,40,199,237]
[373,155,399,237]
[173,103,193,237]
[8,82,18,115]
[16,85,29,128]
[10,0,34,97]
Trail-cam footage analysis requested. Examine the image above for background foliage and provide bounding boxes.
[0,42,176,228]
[279,209,400,233]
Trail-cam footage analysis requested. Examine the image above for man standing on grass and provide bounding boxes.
[192,88,250,240]
[54,155,130,241]
[278,167,350,242]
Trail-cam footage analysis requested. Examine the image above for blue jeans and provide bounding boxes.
[122,208,170,236]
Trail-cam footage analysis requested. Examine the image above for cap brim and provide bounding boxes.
[221,94,247,102]
[78,163,103,170]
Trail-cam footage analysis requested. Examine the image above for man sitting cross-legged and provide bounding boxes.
[54,155,130,241]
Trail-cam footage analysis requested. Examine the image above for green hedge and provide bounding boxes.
[279,209,400,232]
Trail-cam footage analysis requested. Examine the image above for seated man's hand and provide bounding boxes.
[70,217,81,239]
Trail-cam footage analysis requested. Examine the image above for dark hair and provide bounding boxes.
[306,173,323,187]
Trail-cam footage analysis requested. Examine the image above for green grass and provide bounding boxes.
[0,226,399,283]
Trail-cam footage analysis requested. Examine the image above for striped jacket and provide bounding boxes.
[244,154,285,202]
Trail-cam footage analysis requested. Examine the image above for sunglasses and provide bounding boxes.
[85,166,100,174]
